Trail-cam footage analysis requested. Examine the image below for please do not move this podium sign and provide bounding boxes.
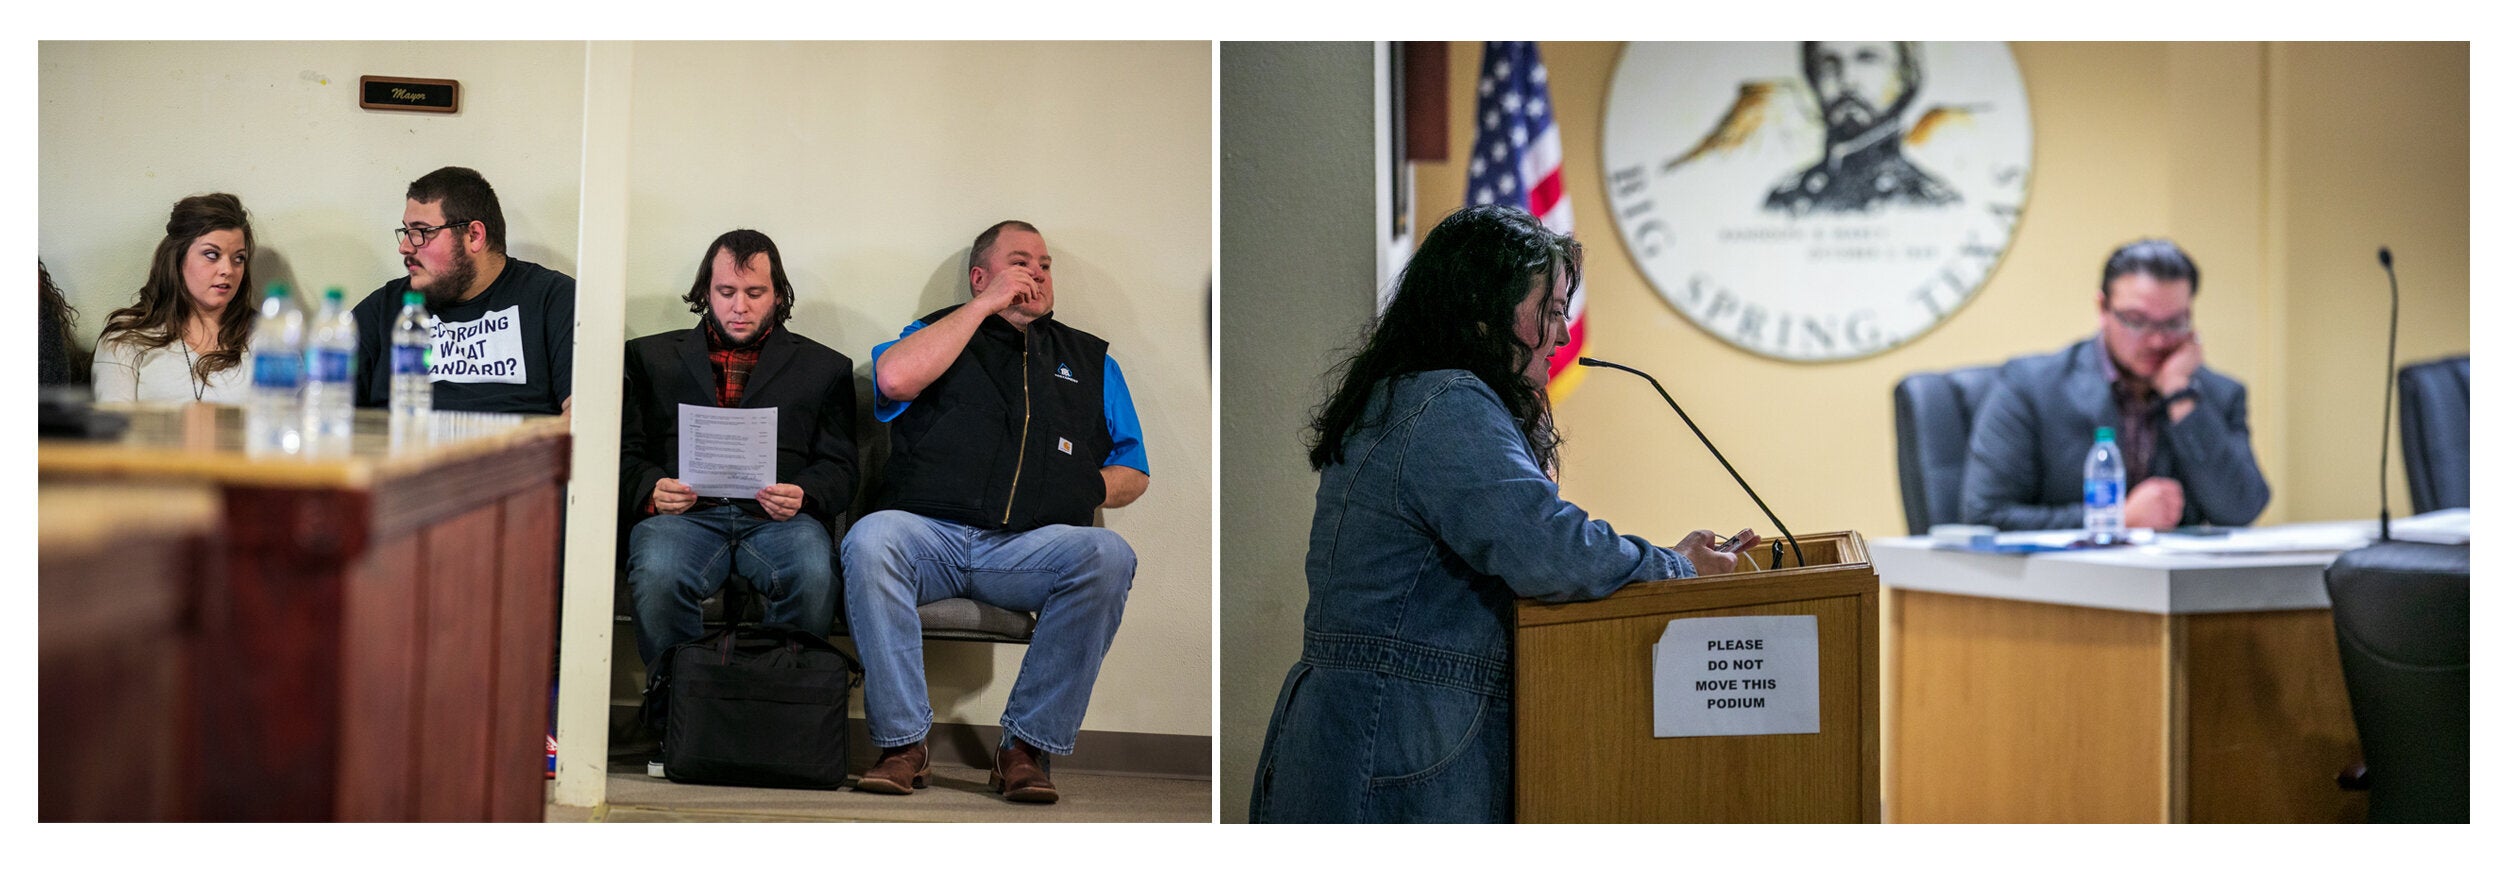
[1652,615,1820,738]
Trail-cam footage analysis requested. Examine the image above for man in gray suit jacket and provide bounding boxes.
[1961,239,2270,531]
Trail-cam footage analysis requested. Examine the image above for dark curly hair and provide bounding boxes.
[1307,204,1579,474]
[39,260,77,343]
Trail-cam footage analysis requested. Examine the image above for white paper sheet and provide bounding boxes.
[2143,524,2372,555]
[676,403,776,498]
[2393,507,2472,544]
[1653,615,1821,738]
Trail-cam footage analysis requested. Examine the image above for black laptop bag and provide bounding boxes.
[643,622,861,790]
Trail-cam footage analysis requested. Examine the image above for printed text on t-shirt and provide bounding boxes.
[428,305,529,384]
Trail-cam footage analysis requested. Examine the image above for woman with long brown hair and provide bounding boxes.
[92,193,259,403]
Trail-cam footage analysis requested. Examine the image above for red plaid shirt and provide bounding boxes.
[703,317,772,407]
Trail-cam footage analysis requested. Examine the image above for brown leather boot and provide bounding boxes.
[855,742,930,795]
[989,737,1060,804]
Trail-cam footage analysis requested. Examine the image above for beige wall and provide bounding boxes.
[39,42,586,341]
[1412,42,2469,542]
[618,42,1213,740]
[2274,42,2472,523]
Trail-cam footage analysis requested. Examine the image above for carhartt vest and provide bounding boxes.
[879,305,1111,531]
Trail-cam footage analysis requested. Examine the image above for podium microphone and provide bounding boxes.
[2376,246,2399,542]
[1577,356,1802,569]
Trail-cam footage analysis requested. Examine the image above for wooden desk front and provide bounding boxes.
[38,404,571,821]
[1871,532,2367,823]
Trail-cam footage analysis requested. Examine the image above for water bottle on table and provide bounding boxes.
[247,284,304,455]
[302,286,358,452]
[389,290,434,422]
[2084,425,2126,545]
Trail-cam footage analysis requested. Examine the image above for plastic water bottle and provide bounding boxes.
[389,290,433,419]
[247,284,305,455]
[301,286,358,450]
[2084,425,2126,545]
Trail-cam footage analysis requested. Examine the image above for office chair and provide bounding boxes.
[2324,540,2470,823]
[1892,365,2004,535]
[2397,355,2468,513]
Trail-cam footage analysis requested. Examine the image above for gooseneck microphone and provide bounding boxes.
[1577,356,1802,569]
[2376,246,2398,542]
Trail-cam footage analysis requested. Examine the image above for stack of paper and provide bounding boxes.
[2391,507,2471,545]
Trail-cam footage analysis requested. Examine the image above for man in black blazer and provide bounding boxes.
[1962,238,2270,531]
[620,229,858,673]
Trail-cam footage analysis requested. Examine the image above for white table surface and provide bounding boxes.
[1869,512,2468,615]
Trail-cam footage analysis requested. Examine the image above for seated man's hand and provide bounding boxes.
[1670,528,1758,577]
[2155,335,2203,421]
[974,267,1039,314]
[2124,476,2185,530]
[2154,333,2202,398]
[652,477,698,515]
[756,483,806,522]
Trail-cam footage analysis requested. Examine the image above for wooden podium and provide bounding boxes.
[1513,530,1880,823]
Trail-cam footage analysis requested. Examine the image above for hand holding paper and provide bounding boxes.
[757,483,805,521]
[652,477,697,515]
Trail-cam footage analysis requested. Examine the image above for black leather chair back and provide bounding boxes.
[2398,355,2469,513]
[1892,365,2003,535]
[2325,541,2470,823]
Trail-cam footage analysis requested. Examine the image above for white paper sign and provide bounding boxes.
[676,404,776,498]
[428,306,528,384]
[1653,615,1820,738]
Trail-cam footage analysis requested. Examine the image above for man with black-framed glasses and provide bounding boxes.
[1961,238,2270,531]
[349,165,576,416]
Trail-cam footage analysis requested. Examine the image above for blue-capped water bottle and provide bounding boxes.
[247,284,305,455]
[2084,426,2126,545]
[301,286,358,451]
[389,290,433,420]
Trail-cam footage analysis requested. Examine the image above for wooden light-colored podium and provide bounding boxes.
[1513,530,1880,823]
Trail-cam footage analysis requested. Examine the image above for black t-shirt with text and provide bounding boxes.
[351,257,575,416]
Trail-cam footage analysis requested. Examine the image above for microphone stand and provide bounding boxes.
[1578,356,1803,569]
[2376,247,2398,542]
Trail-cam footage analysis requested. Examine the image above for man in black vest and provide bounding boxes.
[845,221,1149,803]
[619,230,856,704]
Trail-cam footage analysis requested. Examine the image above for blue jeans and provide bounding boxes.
[840,510,1136,755]
[626,504,836,667]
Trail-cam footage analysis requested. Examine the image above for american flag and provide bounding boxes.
[1465,41,1587,401]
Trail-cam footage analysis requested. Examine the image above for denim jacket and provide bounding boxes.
[1249,370,1689,823]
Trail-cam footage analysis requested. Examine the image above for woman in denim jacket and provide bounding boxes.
[1248,205,1758,823]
